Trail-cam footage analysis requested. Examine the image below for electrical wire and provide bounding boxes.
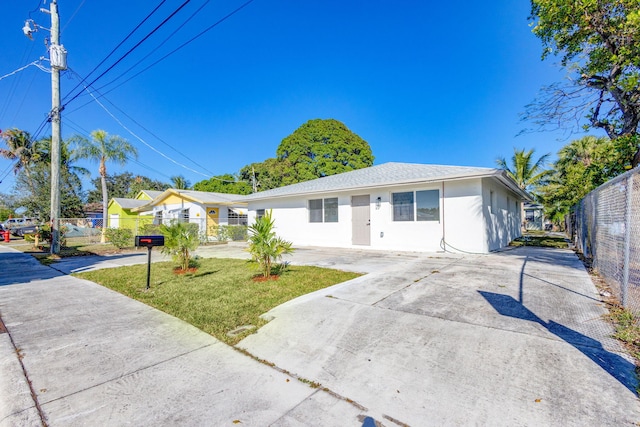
[92,0,210,96]
[60,0,87,35]
[92,0,255,100]
[61,0,167,104]
[61,0,191,109]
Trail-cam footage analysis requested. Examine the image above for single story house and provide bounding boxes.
[131,189,248,238]
[523,202,545,231]
[107,190,163,231]
[243,162,532,253]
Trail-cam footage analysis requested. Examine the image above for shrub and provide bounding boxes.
[140,223,163,235]
[218,225,248,242]
[247,210,293,278]
[104,227,134,249]
[160,221,200,271]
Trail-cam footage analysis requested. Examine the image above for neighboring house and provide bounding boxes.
[523,202,545,231]
[243,162,532,253]
[107,190,163,231]
[130,189,248,238]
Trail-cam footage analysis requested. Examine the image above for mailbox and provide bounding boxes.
[135,235,164,248]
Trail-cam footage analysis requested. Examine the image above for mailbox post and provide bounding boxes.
[135,235,165,289]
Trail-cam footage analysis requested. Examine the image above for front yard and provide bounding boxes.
[73,258,360,345]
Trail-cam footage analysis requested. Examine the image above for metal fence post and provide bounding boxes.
[622,174,633,307]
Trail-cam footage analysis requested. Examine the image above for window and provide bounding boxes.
[180,209,189,223]
[256,209,265,220]
[228,208,248,226]
[392,190,440,222]
[324,198,338,222]
[153,211,162,225]
[309,199,323,222]
[392,192,414,221]
[416,190,439,221]
[309,198,339,223]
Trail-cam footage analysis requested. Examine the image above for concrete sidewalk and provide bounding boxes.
[1,243,638,426]
[0,245,369,426]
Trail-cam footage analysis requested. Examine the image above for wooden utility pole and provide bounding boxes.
[49,0,65,254]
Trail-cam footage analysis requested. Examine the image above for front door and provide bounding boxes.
[206,207,219,236]
[351,195,370,245]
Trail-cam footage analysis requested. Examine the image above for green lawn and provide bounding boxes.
[510,233,569,249]
[73,258,360,345]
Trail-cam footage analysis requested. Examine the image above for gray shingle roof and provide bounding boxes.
[112,198,150,209]
[167,190,247,204]
[141,190,163,199]
[243,162,512,200]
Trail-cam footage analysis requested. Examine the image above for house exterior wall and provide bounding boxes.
[481,177,522,251]
[247,178,516,253]
[106,204,139,229]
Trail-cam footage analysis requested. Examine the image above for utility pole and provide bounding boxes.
[21,1,66,253]
[48,0,65,254]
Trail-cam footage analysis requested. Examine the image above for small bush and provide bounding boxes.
[140,223,163,235]
[218,225,248,242]
[105,227,134,249]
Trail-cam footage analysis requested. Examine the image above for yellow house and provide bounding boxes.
[130,189,248,238]
[107,190,163,231]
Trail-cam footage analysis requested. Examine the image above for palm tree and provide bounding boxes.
[170,175,191,190]
[496,148,551,192]
[0,128,42,194]
[496,148,551,232]
[72,130,137,242]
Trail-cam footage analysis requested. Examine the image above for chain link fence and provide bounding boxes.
[566,167,640,314]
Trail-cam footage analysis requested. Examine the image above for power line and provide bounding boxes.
[61,0,191,110]
[61,0,167,104]
[93,0,210,96]
[94,0,256,99]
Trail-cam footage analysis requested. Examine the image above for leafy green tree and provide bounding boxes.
[126,175,169,198]
[14,138,85,218]
[192,173,252,194]
[72,130,138,242]
[275,119,374,185]
[170,175,191,190]
[238,159,291,192]
[527,0,640,166]
[539,135,637,223]
[496,148,551,193]
[247,210,294,278]
[160,221,200,271]
[0,128,42,195]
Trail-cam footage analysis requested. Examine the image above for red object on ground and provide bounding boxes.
[3,230,10,242]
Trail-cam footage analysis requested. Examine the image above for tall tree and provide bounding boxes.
[0,128,41,195]
[276,119,374,185]
[13,138,86,219]
[126,175,169,198]
[496,148,551,193]
[72,130,137,242]
[192,173,252,194]
[527,0,640,166]
[539,135,637,225]
[170,175,191,190]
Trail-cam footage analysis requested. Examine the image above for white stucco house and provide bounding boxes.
[243,162,532,253]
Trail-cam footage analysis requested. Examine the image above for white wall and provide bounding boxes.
[247,179,504,253]
[481,177,522,251]
[441,179,486,253]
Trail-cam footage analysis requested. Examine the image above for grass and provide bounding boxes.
[608,305,640,359]
[73,258,360,345]
[510,232,569,249]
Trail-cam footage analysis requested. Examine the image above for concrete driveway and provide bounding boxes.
[0,243,638,426]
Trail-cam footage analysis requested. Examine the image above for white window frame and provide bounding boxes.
[392,190,440,222]
[308,198,339,223]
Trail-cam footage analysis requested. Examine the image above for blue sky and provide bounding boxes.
[0,1,590,194]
